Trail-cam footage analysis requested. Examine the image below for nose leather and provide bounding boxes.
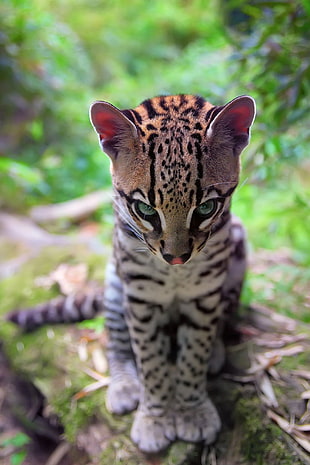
[162,252,191,265]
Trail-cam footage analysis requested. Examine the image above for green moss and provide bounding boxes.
[0,243,108,319]
[0,240,113,447]
[235,395,304,465]
[1,236,309,463]
[99,436,200,465]
[53,387,101,442]
[0,238,29,261]
[244,263,310,324]
[53,387,133,444]
[100,435,144,464]
[278,349,310,372]
[168,442,204,465]
[4,327,63,380]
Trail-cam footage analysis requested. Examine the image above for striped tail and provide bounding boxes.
[6,289,104,332]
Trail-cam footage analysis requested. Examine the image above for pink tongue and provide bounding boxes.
[171,257,184,265]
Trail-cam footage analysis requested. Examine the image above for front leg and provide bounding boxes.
[175,299,222,443]
[104,262,140,415]
[126,299,176,453]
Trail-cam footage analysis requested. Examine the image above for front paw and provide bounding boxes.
[176,398,221,443]
[106,377,140,414]
[131,407,176,453]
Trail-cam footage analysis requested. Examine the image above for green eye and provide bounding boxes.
[136,201,157,218]
[196,199,217,218]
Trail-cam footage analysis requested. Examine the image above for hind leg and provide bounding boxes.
[209,215,247,374]
[221,215,247,315]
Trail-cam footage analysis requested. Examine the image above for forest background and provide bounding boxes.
[0,1,310,463]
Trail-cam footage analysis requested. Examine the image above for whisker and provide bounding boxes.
[114,203,146,243]
[203,181,237,191]
[235,177,249,193]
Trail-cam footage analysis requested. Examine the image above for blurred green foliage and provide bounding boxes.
[0,0,309,262]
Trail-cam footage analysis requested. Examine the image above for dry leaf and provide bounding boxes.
[251,304,297,332]
[292,370,310,381]
[51,263,88,294]
[301,390,310,400]
[73,378,110,400]
[267,410,310,454]
[35,263,88,295]
[247,353,281,376]
[91,347,108,373]
[256,373,279,408]
[222,373,255,383]
[83,366,108,381]
[254,333,307,348]
[264,345,305,359]
[77,341,88,362]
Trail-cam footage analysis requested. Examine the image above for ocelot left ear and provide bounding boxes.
[89,101,138,161]
[207,96,256,156]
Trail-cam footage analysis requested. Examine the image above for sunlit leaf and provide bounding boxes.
[11,451,27,465]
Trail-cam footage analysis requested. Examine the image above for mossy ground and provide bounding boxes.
[234,395,304,465]
[0,239,309,464]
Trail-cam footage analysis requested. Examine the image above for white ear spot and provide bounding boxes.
[206,126,213,139]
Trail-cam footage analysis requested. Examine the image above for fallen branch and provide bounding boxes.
[30,189,112,223]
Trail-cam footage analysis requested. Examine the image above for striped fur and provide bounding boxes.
[9,94,255,452]
[7,287,104,331]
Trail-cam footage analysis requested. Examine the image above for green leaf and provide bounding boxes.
[0,158,41,185]
[299,0,310,15]
[11,450,27,465]
[78,316,105,333]
[1,432,30,448]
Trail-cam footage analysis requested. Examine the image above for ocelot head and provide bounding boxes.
[90,95,255,265]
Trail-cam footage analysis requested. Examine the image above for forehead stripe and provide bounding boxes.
[141,99,158,119]
[159,97,169,111]
[194,141,203,179]
[158,189,164,205]
[148,141,156,206]
[195,179,203,204]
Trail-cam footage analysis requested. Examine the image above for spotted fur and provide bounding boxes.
[8,94,255,453]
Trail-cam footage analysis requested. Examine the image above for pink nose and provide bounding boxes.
[170,257,184,265]
[162,252,191,265]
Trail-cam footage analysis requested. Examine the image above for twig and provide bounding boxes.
[45,441,71,465]
[267,410,310,454]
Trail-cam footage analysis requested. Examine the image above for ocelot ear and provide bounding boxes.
[207,96,256,156]
[89,101,138,160]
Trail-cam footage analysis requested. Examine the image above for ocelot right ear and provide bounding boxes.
[89,101,138,161]
[207,96,256,157]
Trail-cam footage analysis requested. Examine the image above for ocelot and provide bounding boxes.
[9,94,255,453]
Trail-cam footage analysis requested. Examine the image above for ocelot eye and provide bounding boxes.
[195,199,217,218]
[135,201,157,219]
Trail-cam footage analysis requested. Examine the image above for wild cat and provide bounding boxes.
[9,93,255,452]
